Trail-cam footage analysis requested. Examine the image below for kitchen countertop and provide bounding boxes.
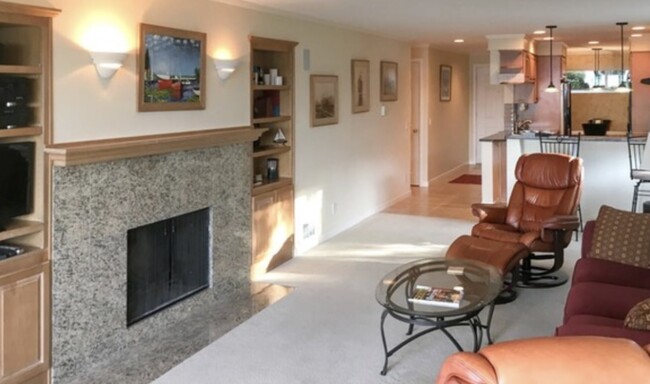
[480,130,645,142]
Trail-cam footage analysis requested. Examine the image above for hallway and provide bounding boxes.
[384,164,482,220]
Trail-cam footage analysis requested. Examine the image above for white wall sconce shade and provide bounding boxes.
[214,58,239,80]
[89,51,127,79]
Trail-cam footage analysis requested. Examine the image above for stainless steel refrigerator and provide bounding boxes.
[561,80,572,136]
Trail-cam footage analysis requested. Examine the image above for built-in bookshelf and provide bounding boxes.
[0,2,58,383]
[249,36,297,279]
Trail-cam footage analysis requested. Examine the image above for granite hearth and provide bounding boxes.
[50,138,253,383]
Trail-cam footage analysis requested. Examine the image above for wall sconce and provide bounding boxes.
[214,58,239,80]
[89,51,127,79]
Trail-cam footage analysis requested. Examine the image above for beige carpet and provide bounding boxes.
[153,213,579,383]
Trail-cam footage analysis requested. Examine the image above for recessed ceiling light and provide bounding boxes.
[533,30,546,35]
[588,41,600,45]
[454,39,464,43]
[631,33,643,38]
[632,26,646,31]
[543,37,554,41]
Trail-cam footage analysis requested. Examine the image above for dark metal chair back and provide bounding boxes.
[627,134,647,179]
[626,133,650,212]
[539,134,581,157]
[539,134,582,239]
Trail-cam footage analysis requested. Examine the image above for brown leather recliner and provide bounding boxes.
[435,336,650,384]
[471,153,583,287]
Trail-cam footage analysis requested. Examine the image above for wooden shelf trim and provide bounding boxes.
[0,220,43,242]
[252,177,293,196]
[46,126,264,167]
[252,116,291,124]
[253,145,291,158]
[0,1,60,18]
[250,36,298,52]
[0,126,42,138]
[0,64,41,75]
[0,248,47,278]
[253,85,290,91]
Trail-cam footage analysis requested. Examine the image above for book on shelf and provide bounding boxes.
[408,285,464,308]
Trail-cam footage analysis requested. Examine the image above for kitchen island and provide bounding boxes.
[480,131,646,221]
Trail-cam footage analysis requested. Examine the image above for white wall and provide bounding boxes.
[17,0,411,251]
[427,47,470,181]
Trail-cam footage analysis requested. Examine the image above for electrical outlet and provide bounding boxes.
[302,223,315,239]
[331,202,337,215]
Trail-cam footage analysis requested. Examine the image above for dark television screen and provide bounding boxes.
[0,141,34,224]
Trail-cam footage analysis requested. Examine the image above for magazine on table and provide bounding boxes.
[408,285,464,308]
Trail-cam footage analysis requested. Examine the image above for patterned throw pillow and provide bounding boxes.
[590,205,650,268]
[624,298,650,331]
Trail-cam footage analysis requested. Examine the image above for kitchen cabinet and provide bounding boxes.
[499,50,537,84]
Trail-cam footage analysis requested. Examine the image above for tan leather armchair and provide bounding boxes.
[436,336,650,384]
[471,153,582,287]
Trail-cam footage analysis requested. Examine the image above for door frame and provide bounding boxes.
[470,63,485,165]
[411,58,428,186]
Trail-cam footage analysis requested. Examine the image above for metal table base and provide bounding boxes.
[379,301,496,376]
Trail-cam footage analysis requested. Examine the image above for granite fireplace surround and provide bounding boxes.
[50,137,252,383]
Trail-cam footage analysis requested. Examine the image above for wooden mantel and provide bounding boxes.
[46,126,262,166]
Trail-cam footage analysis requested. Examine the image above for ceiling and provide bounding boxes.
[217,0,650,54]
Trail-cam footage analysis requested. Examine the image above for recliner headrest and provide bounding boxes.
[515,153,582,189]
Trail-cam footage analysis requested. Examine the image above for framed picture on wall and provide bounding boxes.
[380,61,398,101]
[440,64,452,102]
[351,59,370,113]
[138,23,206,112]
[310,75,339,127]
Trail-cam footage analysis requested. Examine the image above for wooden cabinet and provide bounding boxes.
[499,50,537,85]
[249,36,297,279]
[251,186,294,279]
[0,260,49,384]
[0,2,58,383]
[504,51,538,103]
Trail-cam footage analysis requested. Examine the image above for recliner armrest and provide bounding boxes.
[436,352,497,384]
[540,215,579,242]
[471,203,507,224]
[541,215,579,231]
[436,337,650,384]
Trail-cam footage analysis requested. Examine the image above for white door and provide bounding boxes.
[473,64,504,162]
[410,60,421,185]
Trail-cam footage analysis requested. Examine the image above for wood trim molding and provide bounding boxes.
[249,35,298,52]
[0,1,60,18]
[46,126,262,167]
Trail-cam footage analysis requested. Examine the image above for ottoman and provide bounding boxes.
[446,235,529,302]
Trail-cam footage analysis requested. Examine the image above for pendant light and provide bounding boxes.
[592,47,603,89]
[545,25,559,93]
[616,22,631,93]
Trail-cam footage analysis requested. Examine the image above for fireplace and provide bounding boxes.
[127,207,210,326]
[50,142,252,383]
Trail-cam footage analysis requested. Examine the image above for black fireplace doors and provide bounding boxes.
[127,208,210,326]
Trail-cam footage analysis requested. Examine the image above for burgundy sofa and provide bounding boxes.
[556,220,650,345]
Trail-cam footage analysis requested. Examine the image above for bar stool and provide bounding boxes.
[539,134,582,239]
[626,133,650,212]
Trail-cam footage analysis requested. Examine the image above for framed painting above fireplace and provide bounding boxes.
[138,23,207,112]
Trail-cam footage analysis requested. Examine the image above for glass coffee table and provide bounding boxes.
[375,257,502,375]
